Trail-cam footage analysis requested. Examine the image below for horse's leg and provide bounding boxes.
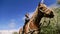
[38,29,41,34]
[19,30,23,34]
[22,25,26,34]
[24,25,29,34]
[22,31,24,34]
[19,30,20,34]
[22,30,24,34]
[37,31,40,34]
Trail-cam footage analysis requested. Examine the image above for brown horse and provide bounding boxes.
[19,3,54,34]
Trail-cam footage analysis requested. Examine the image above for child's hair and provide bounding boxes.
[25,13,29,18]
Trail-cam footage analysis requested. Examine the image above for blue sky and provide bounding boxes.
[0,0,56,30]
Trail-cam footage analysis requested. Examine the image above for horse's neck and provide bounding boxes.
[30,8,43,24]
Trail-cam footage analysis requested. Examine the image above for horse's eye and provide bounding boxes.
[40,7,43,10]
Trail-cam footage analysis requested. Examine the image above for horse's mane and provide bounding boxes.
[29,6,39,23]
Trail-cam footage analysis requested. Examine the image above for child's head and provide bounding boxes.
[25,13,29,18]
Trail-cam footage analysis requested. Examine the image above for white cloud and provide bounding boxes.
[48,3,60,8]
[0,29,18,34]
[8,19,16,29]
[0,27,22,34]
[9,23,16,28]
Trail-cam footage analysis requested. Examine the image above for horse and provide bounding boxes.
[19,3,54,34]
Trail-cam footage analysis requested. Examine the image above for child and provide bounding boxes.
[25,13,30,25]
[22,13,30,34]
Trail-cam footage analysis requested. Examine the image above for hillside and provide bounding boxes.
[40,7,60,34]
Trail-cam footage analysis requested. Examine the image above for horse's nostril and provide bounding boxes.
[49,12,54,18]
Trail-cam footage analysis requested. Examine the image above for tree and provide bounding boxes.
[13,32,18,34]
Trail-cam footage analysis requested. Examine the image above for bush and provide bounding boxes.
[13,32,18,34]
[40,7,60,34]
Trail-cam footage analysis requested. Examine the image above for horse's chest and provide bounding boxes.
[29,22,39,30]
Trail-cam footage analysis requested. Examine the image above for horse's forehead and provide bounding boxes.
[40,4,47,7]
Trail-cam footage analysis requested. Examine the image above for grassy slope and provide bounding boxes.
[40,7,60,34]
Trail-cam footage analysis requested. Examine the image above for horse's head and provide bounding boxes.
[38,3,54,18]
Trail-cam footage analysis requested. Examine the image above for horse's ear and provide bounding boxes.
[38,2,40,6]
